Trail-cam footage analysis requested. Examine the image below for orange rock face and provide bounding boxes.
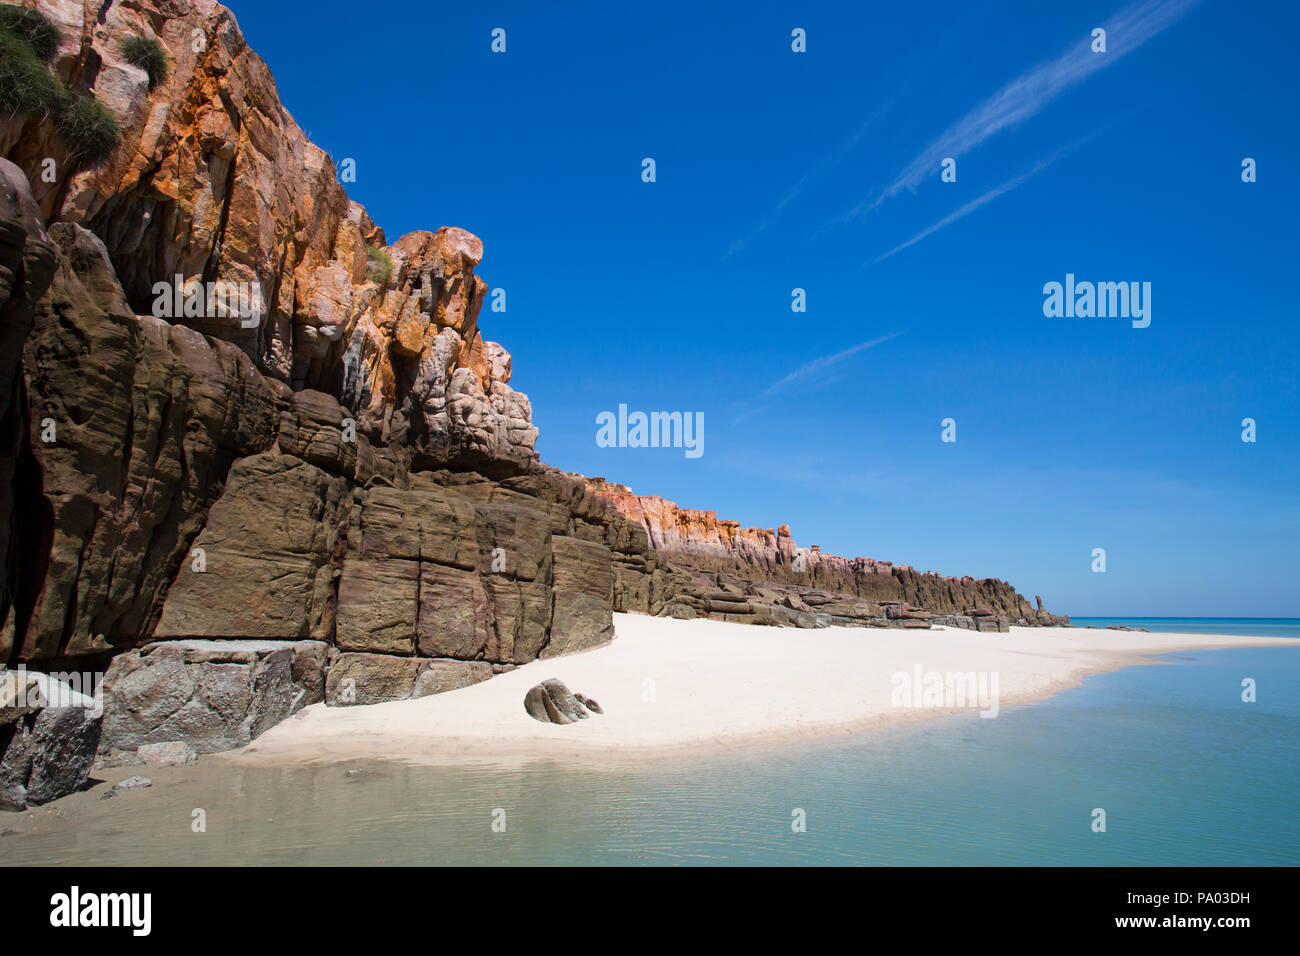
[2,0,535,470]
[581,478,1064,624]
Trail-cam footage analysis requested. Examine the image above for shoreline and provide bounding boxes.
[221,614,1300,771]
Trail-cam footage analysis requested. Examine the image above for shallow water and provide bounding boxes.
[3,640,1296,866]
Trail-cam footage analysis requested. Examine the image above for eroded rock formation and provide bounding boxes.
[585,479,1068,631]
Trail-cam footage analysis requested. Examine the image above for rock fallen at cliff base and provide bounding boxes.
[99,640,329,755]
[524,679,603,724]
[0,673,103,811]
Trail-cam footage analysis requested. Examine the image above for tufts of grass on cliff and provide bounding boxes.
[0,7,121,167]
[56,91,120,165]
[120,34,168,90]
[0,4,60,62]
[365,245,394,284]
[0,29,61,119]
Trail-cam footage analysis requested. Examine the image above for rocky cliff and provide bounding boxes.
[0,0,1064,775]
[585,479,1067,631]
[2,0,535,471]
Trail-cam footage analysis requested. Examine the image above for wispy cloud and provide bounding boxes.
[729,333,904,425]
[762,332,903,398]
[841,0,1202,224]
[721,99,900,261]
[873,133,1096,261]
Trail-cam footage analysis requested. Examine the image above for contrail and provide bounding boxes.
[762,332,903,397]
[873,133,1097,262]
[723,5,987,261]
[842,0,1202,223]
[722,99,900,261]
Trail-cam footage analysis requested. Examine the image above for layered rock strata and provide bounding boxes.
[585,480,1068,632]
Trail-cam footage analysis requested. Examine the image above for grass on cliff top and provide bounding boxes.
[365,244,394,285]
[0,26,120,167]
[0,4,60,62]
[120,34,168,90]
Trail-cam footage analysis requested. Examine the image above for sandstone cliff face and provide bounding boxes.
[0,158,59,667]
[0,153,687,712]
[585,479,1068,630]
[0,1,1066,764]
[0,0,554,693]
[3,0,536,473]
[0,201,652,667]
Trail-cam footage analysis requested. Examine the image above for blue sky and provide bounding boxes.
[230,0,1298,616]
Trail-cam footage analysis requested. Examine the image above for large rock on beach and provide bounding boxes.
[0,673,103,811]
[99,640,329,754]
[523,679,602,724]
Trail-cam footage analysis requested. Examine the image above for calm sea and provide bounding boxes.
[4,620,1297,866]
[1071,617,1300,639]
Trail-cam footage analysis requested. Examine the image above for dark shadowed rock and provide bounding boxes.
[1,702,103,810]
[0,158,58,665]
[26,706,103,805]
[153,456,348,641]
[0,670,103,810]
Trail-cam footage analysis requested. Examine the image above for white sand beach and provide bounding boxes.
[228,613,1300,768]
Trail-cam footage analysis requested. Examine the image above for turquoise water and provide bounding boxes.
[6,635,1297,866]
[1071,617,1300,639]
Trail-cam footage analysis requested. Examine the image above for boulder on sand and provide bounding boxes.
[523,679,603,724]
